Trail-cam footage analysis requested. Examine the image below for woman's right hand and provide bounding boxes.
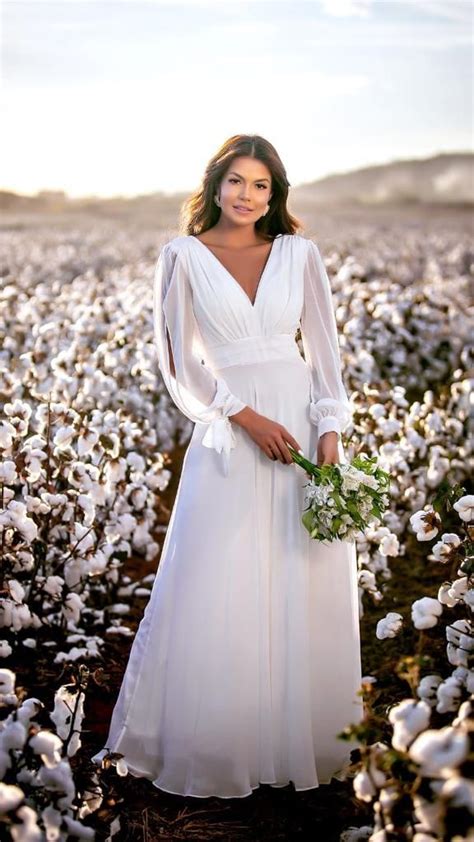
[230,406,302,465]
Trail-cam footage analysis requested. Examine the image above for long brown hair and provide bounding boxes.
[179,134,304,241]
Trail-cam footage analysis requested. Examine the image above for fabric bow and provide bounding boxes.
[201,415,237,477]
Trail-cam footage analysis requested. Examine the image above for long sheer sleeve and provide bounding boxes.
[300,239,353,441]
[153,242,247,475]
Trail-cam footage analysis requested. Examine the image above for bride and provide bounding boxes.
[91,133,363,798]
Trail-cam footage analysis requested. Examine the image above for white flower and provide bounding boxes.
[453,495,474,522]
[411,596,443,630]
[409,508,442,541]
[376,612,403,640]
[388,699,431,752]
[408,726,469,776]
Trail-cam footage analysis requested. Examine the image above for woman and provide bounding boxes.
[91,134,363,798]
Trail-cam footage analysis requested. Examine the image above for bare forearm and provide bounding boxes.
[229,405,255,429]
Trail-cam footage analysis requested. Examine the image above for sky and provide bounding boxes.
[1,0,473,198]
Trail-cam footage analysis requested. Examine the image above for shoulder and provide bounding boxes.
[281,233,317,251]
[159,235,190,256]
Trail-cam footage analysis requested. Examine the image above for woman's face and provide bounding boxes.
[217,156,273,225]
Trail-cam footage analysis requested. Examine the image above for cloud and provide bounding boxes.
[320,0,372,17]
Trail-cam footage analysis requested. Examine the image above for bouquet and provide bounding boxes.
[288,446,391,543]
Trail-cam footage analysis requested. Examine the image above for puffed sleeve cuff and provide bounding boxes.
[309,397,352,439]
[201,377,247,475]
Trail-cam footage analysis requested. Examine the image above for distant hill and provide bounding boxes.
[0,152,472,217]
[292,152,474,208]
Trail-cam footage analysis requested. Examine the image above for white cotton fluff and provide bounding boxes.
[376,612,403,640]
[388,699,431,752]
[411,597,443,630]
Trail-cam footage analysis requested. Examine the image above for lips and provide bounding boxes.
[233,206,253,213]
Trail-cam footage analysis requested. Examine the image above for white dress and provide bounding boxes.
[91,232,363,798]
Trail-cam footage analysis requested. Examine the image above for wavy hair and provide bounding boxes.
[179,134,303,241]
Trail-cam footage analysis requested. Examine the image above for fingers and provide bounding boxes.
[268,432,301,465]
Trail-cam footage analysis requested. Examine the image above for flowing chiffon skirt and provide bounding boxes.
[91,353,363,798]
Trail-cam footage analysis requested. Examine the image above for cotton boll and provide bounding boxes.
[376,612,403,640]
[411,597,443,629]
[432,532,461,563]
[413,792,444,837]
[0,668,16,697]
[29,730,63,767]
[453,494,474,522]
[440,775,474,813]
[43,575,65,598]
[408,726,469,777]
[448,577,469,601]
[0,640,13,658]
[388,699,431,752]
[438,582,458,607]
[464,588,474,611]
[1,718,27,751]
[0,782,25,812]
[436,676,464,714]
[62,593,84,624]
[353,769,378,802]
[62,815,95,839]
[37,759,76,809]
[379,533,400,556]
[409,508,442,541]
[9,804,42,842]
[446,619,473,649]
[417,674,443,707]
[340,827,374,842]
[368,830,387,842]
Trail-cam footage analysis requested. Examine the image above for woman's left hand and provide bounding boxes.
[316,431,340,466]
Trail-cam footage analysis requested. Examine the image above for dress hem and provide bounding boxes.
[92,752,345,799]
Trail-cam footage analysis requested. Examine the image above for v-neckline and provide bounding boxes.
[190,234,283,309]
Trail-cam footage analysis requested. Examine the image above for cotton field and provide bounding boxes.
[0,205,472,841]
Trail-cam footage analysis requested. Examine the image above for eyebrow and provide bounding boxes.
[228,171,270,183]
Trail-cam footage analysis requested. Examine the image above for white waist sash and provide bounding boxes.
[200,333,303,476]
[204,332,301,370]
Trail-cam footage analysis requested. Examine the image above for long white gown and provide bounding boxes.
[91,232,363,798]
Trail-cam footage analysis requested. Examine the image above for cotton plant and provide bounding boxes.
[0,397,170,660]
[338,488,473,841]
[0,667,106,841]
[339,375,471,616]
